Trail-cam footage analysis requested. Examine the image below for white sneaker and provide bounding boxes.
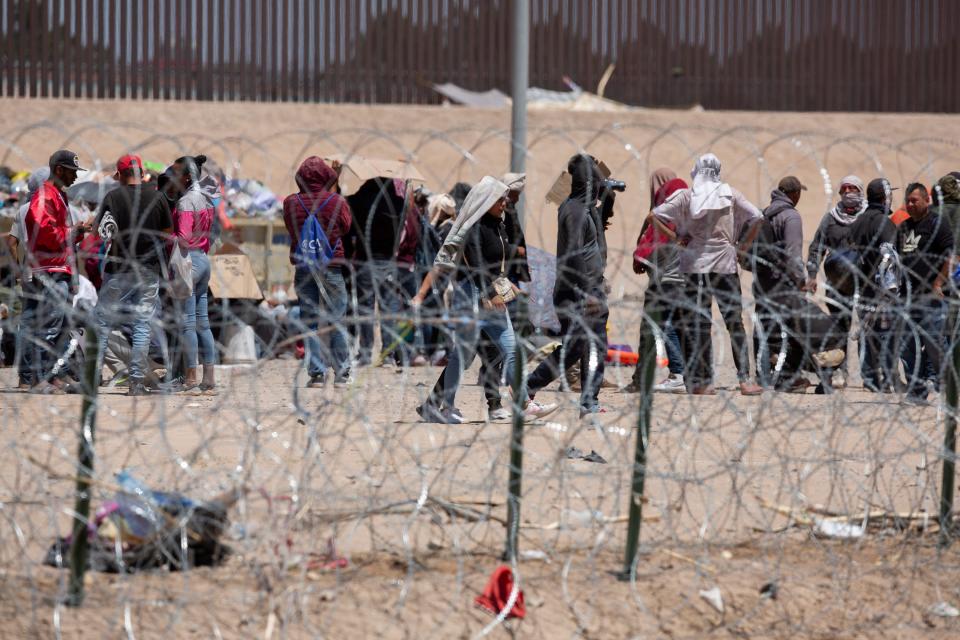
[523,400,558,421]
[488,407,511,422]
[653,374,685,393]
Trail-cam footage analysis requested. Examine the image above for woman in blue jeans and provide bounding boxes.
[411,176,556,424]
[170,155,217,393]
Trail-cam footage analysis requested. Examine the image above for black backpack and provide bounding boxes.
[740,206,787,284]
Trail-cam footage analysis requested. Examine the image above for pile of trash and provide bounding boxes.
[223,178,281,219]
[44,470,237,573]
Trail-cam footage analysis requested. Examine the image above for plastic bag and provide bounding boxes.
[168,245,194,299]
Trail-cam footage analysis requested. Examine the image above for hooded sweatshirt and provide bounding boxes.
[933,174,960,247]
[760,189,805,288]
[346,178,407,262]
[554,154,606,306]
[847,198,898,303]
[282,156,352,265]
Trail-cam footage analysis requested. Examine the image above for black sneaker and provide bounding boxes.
[127,380,150,397]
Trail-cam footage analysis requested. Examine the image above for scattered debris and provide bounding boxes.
[929,602,960,617]
[813,517,865,540]
[699,587,724,613]
[519,549,549,563]
[475,566,526,620]
[563,447,608,464]
[760,582,778,600]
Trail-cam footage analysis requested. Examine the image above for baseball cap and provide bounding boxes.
[777,176,807,193]
[866,178,899,204]
[116,154,143,174]
[49,149,85,172]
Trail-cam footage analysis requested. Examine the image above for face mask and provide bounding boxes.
[841,191,863,210]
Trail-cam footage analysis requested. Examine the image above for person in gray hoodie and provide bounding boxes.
[751,176,807,390]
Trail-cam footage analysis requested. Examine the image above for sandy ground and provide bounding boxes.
[0,358,958,638]
[1,100,959,637]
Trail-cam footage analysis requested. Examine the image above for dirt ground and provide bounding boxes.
[1,100,960,637]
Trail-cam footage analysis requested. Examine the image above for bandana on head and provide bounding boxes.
[830,175,867,225]
[689,153,733,218]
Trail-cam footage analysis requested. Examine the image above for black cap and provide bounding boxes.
[866,178,898,204]
[48,149,84,172]
[777,176,807,193]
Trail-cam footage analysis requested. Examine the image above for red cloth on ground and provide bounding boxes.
[474,565,526,619]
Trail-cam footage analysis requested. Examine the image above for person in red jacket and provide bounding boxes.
[23,150,83,393]
[282,156,354,386]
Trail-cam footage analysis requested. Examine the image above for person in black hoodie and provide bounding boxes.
[525,154,609,417]
[346,178,413,366]
[848,178,901,392]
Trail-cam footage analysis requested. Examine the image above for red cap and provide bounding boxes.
[116,154,143,174]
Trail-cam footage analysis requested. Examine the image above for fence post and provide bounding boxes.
[67,327,100,606]
[940,301,959,547]
[504,339,526,562]
[620,306,658,579]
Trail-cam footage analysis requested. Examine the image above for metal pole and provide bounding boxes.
[504,340,526,562]
[509,0,529,226]
[940,300,959,547]
[67,327,101,606]
[620,306,658,579]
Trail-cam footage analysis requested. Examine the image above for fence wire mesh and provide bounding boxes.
[0,116,959,639]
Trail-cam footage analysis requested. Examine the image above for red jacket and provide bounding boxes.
[283,157,352,265]
[25,181,73,275]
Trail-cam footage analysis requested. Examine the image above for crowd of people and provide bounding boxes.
[629,158,960,405]
[4,146,959,416]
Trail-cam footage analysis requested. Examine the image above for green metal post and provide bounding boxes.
[504,339,526,562]
[621,306,658,579]
[67,327,100,606]
[940,300,959,547]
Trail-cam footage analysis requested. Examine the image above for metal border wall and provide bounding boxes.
[1,0,955,112]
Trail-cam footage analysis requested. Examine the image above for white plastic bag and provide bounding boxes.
[168,245,194,300]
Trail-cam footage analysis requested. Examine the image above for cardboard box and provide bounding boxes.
[323,153,426,196]
[209,242,264,300]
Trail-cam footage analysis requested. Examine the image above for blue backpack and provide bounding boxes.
[294,194,339,270]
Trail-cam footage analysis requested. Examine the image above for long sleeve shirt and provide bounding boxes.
[653,187,762,274]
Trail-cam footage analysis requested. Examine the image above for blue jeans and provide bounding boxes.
[182,251,216,368]
[95,270,161,381]
[294,266,350,378]
[354,260,413,364]
[901,297,946,398]
[22,273,73,383]
[428,282,517,410]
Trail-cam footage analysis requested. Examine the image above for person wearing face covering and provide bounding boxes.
[652,153,764,395]
[847,178,901,392]
[411,176,558,424]
[524,154,611,416]
[804,175,868,391]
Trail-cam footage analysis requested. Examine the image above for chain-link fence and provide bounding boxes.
[0,116,959,638]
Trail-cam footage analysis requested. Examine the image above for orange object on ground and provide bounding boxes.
[474,566,526,619]
[606,349,639,365]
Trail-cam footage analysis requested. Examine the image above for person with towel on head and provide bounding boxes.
[474,173,534,419]
[411,176,557,424]
[804,175,868,391]
[652,153,765,396]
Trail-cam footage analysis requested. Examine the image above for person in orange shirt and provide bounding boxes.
[890,204,910,226]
